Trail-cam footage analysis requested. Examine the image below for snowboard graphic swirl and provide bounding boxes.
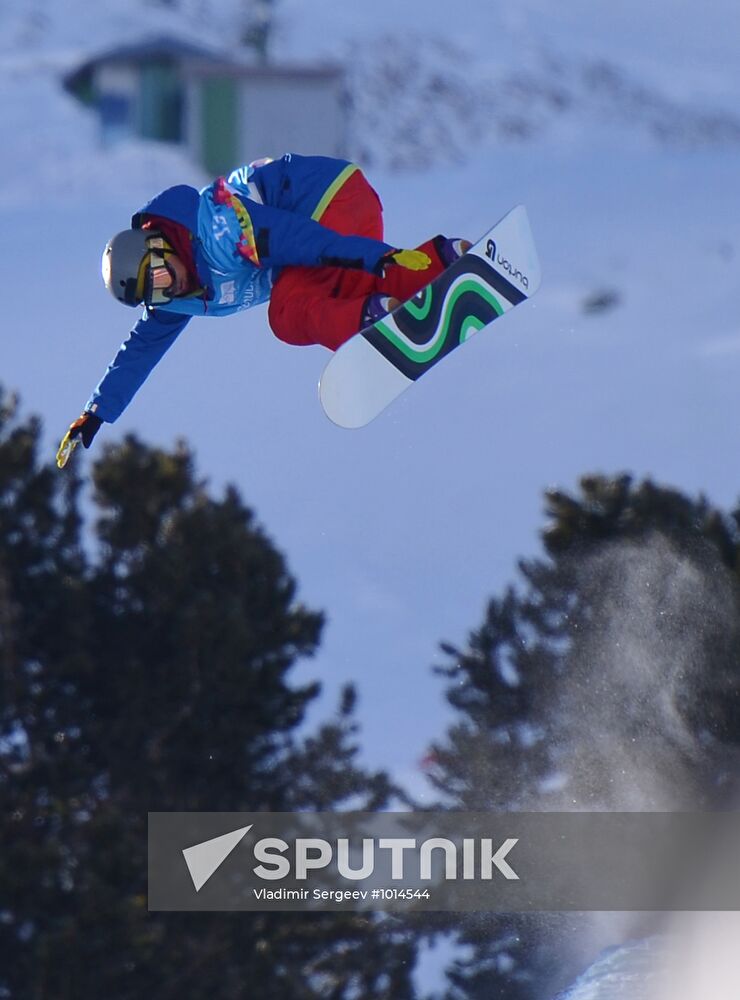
[319,205,540,428]
[364,255,526,381]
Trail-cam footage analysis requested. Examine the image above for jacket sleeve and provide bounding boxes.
[243,200,395,274]
[85,308,190,423]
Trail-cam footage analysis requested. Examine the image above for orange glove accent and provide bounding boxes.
[56,412,102,468]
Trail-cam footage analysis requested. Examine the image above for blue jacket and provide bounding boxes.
[86,155,395,422]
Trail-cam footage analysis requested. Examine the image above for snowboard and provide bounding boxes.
[319,204,541,428]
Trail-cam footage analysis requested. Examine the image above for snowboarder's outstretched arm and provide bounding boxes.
[86,308,190,422]
[56,309,189,467]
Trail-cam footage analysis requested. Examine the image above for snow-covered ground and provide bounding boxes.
[554,920,740,1000]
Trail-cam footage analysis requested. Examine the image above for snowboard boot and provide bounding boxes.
[436,236,473,267]
[361,293,400,328]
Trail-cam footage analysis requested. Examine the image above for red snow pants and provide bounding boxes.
[268,170,447,351]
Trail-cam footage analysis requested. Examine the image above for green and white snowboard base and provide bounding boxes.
[319,204,541,428]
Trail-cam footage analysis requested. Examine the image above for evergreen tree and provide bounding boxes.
[425,475,740,1000]
[0,391,417,1000]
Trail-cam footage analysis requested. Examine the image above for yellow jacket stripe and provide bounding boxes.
[311,164,360,223]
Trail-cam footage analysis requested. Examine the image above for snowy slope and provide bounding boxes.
[4,0,740,175]
[552,921,740,1000]
[553,939,665,1000]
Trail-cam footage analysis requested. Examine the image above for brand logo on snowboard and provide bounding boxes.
[485,239,529,290]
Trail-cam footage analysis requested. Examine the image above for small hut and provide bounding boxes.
[64,36,347,175]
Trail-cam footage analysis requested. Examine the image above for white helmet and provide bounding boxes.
[101,228,159,307]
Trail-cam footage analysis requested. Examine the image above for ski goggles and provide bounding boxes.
[139,236,178,306]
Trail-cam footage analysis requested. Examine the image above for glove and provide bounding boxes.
[56,412,102,469]
[68,411,102,448]
[382,249,432,272]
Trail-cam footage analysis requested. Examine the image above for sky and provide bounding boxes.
[2,1,740,799]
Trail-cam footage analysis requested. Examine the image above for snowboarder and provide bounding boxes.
[57,153,470,464]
